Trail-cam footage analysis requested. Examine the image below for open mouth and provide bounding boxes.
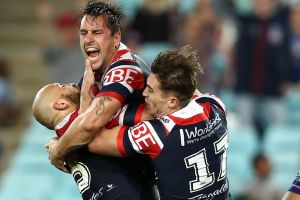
[86,47,100,61]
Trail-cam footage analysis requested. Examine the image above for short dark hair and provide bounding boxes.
[79,0,125,34]
[151,45,204,107]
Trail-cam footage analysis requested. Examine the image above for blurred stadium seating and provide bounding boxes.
[284,88,300,126]
[118,0,143,21]
[0,0,299,200]
[0,0,81,199]
[138,42,174,66]
[0,119,81,200]
[263,124,300,192]
[227,125,260,197]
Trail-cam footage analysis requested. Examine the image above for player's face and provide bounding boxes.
[143,73,171,118]
[79,15,120,71]
[47,83,80,106]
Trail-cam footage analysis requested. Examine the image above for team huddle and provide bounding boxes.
[32,1,300,200]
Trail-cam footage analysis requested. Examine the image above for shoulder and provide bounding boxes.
[194,93,227,115]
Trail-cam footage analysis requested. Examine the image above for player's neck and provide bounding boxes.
[155,107,180,118]
[54,109,78,137]
[141,108,154,121]
[54,109,76,127]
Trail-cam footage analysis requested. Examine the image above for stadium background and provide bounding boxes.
[0,0,299,199]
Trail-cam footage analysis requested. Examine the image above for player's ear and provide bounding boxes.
[53,98,69,110]
[113,31,121,49]
[168,96,179,109]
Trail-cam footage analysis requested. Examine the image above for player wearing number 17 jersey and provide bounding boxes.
[116,93,230,200]
[88,46,231,200]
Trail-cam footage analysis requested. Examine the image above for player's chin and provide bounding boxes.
[85,53,99,65]
[89,60,101,70]
[144,102,150,111]
[144,100,150,109]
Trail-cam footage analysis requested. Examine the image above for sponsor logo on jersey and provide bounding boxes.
[189,180,228,200]
[180,113,222,146]
[160,116,170,123]
[131,123,157,149]
[103,67,139,85]
[129,121,164,155]
[89,184,116,200]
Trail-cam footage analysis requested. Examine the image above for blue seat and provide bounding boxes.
[118,0,144,21]
[0,119,81,200]
[284,89,300,125]
[263,125,300,155]
[227,153,254,197]
[176,0,196,15]
[228,125,260,158]
[219,89,236,112]
[227,125,259,197]
[139,42,174,66]
[263,125,300,192]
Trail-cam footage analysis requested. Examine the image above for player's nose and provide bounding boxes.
[71,83,79,89]
[142,88,148,97]
[67,83,77,88]
[85,31,94,43]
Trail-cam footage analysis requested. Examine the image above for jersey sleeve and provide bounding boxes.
[194,94,227,115]
[117,120,166,159]
[288,171,300,195]
[105,102,146,129]
[96,60,145,105]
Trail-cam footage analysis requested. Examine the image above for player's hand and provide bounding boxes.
[82,59,95,94]
[80,59,95,113]
[45,137,70,173]
[45,137,57,152]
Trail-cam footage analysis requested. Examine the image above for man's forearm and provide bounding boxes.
[54,114,95,158]
[80,59,95,113]
[88,126,122,157]
[80,93,93,113]
[54,96,122,158]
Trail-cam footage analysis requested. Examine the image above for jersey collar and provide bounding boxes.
[54,110,79,137]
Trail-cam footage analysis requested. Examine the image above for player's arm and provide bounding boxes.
[47,95,121,172]
[80,59,95,113]
[282,192,300,200]
[89,120,164,159]
[88,126,123,157]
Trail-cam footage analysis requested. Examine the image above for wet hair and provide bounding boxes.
[79,0,125,34]
[151,45,204,107]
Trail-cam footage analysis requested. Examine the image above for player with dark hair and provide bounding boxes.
[78,0,124,35]
[282,171,300,200]
[46,0,150,175]
[85,46,231,199]
[43,0,156,199]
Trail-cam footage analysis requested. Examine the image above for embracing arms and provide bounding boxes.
[46,60,122,172]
